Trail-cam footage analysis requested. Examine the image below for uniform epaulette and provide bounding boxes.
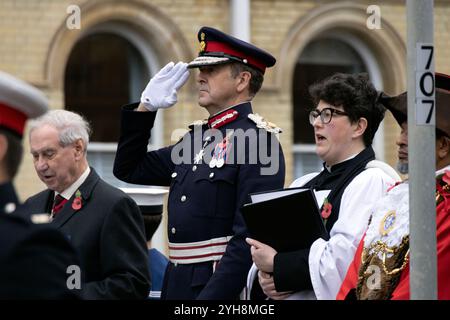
[188,119,208,130]
[247,113,282,134]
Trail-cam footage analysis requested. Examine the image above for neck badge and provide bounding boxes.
[379,210,396,236]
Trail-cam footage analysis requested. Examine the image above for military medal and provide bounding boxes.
[212,143,225,168]
[216,158,224,168]
[209,131,233,169]
[209,158,217,168]
[379,210,396,236]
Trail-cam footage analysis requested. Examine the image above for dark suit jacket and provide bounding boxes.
[0,212,80,299]
[18,168,150,299]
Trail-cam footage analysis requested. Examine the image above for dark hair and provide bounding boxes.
[437,128,449,139]
[308,73,386,146]
[0,129,23,179]
[229,62,264,97]
[142,215,162,242]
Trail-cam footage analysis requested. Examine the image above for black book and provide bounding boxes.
[241,188,329,252]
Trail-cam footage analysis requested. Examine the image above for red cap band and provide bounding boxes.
[0,102,27,136]
[206,41,266,73]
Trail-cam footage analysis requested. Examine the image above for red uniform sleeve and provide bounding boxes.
[392,198,450,300]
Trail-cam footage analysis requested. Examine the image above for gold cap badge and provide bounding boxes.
[199,32,206,53]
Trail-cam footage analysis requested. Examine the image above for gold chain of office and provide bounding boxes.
[361,236,410,276]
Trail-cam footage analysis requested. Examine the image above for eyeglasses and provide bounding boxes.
[309,107,349,125]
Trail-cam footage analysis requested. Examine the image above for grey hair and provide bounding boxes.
[29,109,91,153]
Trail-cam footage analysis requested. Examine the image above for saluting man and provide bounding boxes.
[114,26,286,300]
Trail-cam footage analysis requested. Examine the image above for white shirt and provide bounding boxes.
[55,167,91,201]
[246,160,400,300]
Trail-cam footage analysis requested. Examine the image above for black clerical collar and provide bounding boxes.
[324,154,358,173]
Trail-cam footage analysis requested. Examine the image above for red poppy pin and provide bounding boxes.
[72,190,82,210]
[321,198,332,226]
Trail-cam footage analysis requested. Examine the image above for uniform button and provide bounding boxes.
[171,172,177,178]
[4,202,16,214]
[192,165,197,172]
[209,172,214,179]
[171,227,176,234]
[181,195,187,202]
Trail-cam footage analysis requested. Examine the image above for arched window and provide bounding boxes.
[65,33,146,142]
[292,35,382,177]
[65,31,162,186]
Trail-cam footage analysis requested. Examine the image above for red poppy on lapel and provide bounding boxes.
[72,190,82,210]
[321,198,332,226]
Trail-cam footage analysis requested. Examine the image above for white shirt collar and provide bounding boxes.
[436,164,450,176]
[56,167,91,200]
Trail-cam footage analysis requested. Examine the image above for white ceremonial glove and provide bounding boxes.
[140,61,190,111]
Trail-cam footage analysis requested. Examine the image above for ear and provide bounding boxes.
[0,134,7,162]
[352,117,368,140]
[73,139,85,160]
[236,71,251,94]
[437,136,450,160]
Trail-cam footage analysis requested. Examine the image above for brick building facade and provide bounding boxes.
[1,0,449,250]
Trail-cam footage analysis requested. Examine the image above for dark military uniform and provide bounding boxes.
[0,182,19,214]
[114,101,285,299]
[0,71,48,213]
[0,211,81,299]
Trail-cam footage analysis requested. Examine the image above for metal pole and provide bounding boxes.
[230,0,250,41]
[407,0,437,300]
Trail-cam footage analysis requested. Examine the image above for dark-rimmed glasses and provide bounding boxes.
[309,107,348,125]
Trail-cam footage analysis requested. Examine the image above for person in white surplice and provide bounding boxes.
[245,73,400,300]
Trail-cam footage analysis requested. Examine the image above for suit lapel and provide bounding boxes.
[52,168,100,229]
[40,190,54,214]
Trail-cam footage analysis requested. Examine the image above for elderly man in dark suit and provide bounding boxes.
[18,109,150,299]
[0,71,80,299]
